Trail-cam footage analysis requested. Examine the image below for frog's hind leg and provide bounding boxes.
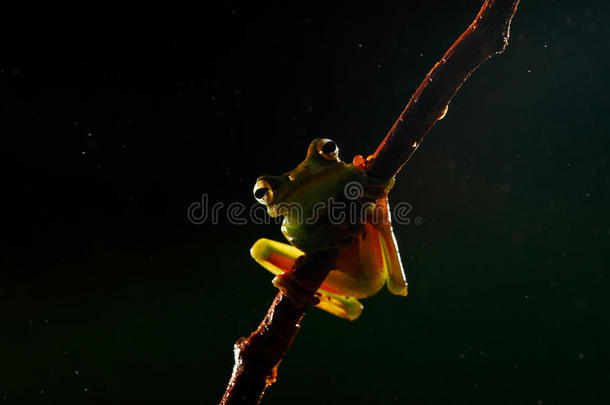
[373,197,408,296]
[250,238,302,277]
[320,232,386,299]
[250,238,363,321]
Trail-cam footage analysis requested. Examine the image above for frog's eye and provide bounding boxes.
[317,138,340,161]
[253,179,274,205]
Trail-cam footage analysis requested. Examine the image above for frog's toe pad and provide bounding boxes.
[316,291,363,321]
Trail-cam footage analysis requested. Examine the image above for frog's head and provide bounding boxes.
[253,138,345,218]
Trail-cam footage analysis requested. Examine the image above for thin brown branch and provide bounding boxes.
[220,1,519,404]
[367,0,520,179]
[220,250,339,405]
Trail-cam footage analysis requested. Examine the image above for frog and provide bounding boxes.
[250,138,407,321]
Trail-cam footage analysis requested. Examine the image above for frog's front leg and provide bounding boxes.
[250,238,363,320]
[354,174,395,205]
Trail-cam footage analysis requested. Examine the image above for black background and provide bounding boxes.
[2,0,609,404]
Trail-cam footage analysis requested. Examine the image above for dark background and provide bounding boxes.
[2,0,609,403]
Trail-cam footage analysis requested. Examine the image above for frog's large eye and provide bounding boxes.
[317,138,340,161]
[253,179,274,205]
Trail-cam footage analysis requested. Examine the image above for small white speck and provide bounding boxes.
[87,132,92,137]
[81,151,86,155]
[357,43,363,48]
[75,370,79,375]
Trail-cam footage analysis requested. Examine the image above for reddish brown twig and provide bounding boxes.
[367,0,520,179]
[220,250,339,405]
[220,1,519,404]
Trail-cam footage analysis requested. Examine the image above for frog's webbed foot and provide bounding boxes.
[272,271,320,308]
[361,176,395,202]
[339,173,395,230]
[350,156,395,201]
[273,268,363,320]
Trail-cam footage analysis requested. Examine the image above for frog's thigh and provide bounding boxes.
[251,238,364,321]
[250,238,303,275]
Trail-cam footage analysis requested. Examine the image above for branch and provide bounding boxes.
[220,1,519,404]
[367,0,520,179]
[220,251,339,405]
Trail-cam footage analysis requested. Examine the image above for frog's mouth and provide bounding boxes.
[267,202,300,219]
[265,204,281,218]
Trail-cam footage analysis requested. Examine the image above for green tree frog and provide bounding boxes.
[251,138,407,321]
